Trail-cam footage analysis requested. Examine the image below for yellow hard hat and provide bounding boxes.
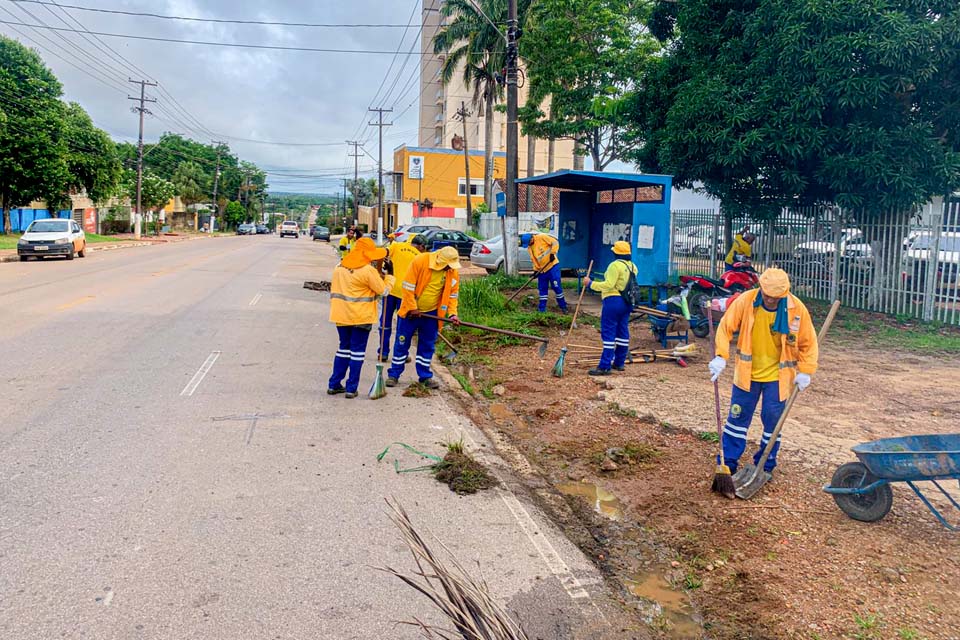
[612,240,631,256]
[759,268,790,298]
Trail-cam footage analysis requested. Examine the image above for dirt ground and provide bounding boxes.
[445,307,960,640]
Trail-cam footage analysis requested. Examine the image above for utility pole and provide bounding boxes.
[341,178,349,231]
[368,107,392,244]
[128,79,157,240]
[456,102,473,224]
[210,141,226,234]
[504,0,521,275]
[346,140,363,226]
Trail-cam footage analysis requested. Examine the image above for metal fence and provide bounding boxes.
[671,200,960,325]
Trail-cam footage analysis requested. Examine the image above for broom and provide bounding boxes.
[552,260,593,378]
[707,305,735,498]
[369,269,390,400]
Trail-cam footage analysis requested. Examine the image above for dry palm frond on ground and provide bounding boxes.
[379,499,530,640]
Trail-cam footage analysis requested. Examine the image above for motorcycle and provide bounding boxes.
[680,260,759,314]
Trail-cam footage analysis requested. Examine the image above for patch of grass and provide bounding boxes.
[444,437,465,455]
[0,231,122,250]
[807,299,960,353]
[84,233,123,244]
[682,572,702,590]
[482,272,531,292]
[607,402,638,418]
[852,613,882,640]
[897,629,922,640]
[697,431,720,443]
[451,372,474,395]
[433,450,498,495]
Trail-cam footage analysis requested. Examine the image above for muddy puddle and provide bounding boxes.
[558,481,702,638]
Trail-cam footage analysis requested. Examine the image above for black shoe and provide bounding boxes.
[419,378,440,389]
[327,386,345,395]
[405,356,412,363]
[378,355,390,363]
[558,307,569,314]
[345,391,358,399]
[385,377,398,388]
[588,368,611,376]
[613,365,625,372]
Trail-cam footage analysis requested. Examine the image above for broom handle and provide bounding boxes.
[566,260,594,335]
[419,314,549,344]
[707,305,726,466]
[750,300,841,475]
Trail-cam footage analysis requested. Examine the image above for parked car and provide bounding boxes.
[470,234,536,274]
[673,225,715,257]
[17,218,86,261]
[417,228,475,257]
[903,232,960,289]
[392,224,441,243]
[237,223,257,235]
[312,226,331,241]
[256,224,269,234]
[793,227,863,261]
[279,221,300,238]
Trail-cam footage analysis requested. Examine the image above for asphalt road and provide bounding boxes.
[0,235,628,639]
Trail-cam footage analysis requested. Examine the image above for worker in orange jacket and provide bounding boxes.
[709,268,818,474]
[527,232,568,313]
[377,234,427,362]
[386,246,461,389]
[327,237,395,398]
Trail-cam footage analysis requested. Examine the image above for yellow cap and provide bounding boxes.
[429,245,462,270]
[612,240,631,256]
[759,268,790,298]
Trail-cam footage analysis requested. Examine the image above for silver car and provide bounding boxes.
[469,234,537,274]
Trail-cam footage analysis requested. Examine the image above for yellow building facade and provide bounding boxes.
[393,145,505,210]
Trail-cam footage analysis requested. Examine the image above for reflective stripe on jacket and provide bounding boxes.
[398,253,460,320]
[329,263,394,325]
[589,259,637,299]
[714,288,818,401]
[528,233,559,272]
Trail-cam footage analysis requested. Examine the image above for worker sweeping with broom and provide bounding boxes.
[386,246,461,390]
[377,234,427,362]
[584,241,639,376]
[708,268,818,483]
[327,237,395,399]
[528,232,569,313]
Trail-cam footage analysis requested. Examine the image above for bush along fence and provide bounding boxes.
[671,200,960,325]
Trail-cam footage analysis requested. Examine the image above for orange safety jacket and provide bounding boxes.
[715,288,818,401]
[398,252,460,321]
[328,263,394,326]
[528,233,559,272]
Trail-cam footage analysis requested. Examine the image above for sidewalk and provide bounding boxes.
[0,232,213,263]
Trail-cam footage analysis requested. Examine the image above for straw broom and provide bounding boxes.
[552,260,593,378]
[707,305,735,498]
[379,499,531,640]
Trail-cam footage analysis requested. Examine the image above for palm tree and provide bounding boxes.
[433,0,510,209]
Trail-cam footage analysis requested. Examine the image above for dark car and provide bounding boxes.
[418,228,475,257]
[256,224,269,234]
[312,226,331,242]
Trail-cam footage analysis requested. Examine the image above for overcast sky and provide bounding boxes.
[0,0,718,206]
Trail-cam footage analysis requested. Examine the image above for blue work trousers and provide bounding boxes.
[377,294,402,359]
[328,325,371,393]
[598,296,631,370]
[719,381,786,473]
[537,264,568,312]
[388,311,439,381]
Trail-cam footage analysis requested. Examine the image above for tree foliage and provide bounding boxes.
[60,101,122,205]
[124,170,175,212]
[627,0,960,216]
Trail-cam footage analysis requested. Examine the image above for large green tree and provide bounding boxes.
[59,102,122,205]
[628,0,960,217]
[171,161,209,210]
[520,0,659,171]
[0,36,70,233]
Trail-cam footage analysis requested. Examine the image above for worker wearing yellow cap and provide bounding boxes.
[583,240,638,375]
[386,246,461,389]
[709,268,819,475]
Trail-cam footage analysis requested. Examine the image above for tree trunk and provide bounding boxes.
[1,195,8,235]
[483,88,495,209]
[525,132,536,212]
[573,139,585,171]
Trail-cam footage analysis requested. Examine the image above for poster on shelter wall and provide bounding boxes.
[408,155,424,179]
[562,220,577,241]
[637,225,655,250]
[602,223,632,245]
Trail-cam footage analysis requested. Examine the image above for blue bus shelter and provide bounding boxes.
[516,170,673,285]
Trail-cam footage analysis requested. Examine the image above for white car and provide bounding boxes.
[673,224,716,256]
[903,232,960,288]
[279,221,300,238]
[793,227,863,261]
[17,218,86,261]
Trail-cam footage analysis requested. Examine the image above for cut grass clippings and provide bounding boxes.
[402,382,432,398]
[434,450,498,495]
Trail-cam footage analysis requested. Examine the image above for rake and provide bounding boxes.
[552,260,593,378]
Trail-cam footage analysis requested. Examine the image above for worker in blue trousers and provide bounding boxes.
[526,232,568,313]
[377,234,427,362]
[583,241,638,376]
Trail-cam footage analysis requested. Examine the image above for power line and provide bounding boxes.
[11,1,413,28]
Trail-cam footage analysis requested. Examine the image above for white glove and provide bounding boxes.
[795,373,811,391]
[709,356,726,382]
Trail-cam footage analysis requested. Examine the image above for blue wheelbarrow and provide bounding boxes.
[823,434,960,530]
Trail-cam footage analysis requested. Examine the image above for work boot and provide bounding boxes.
[588,368,611,376]
[613,365,625,372]
[385,377,398,388]
[419,378,440,389]
[327,386,345,395]
[345,391,358,399]
[379,355,390,363]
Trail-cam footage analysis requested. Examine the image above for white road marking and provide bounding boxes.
[180,351,221,397]
[249,292,262,306]
[103,590,114,606]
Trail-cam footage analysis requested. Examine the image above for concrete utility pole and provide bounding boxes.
[368,107,392,244]
[128,79,157,240]
[346,140,363,225]
[456,102,473,221]
[210,141,226,234]
[505,0,521,275]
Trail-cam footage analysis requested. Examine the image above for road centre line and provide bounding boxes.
[249,292,262,306]
[180,351,221,397]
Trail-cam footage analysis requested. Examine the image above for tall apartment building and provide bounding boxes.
[418,1,575,181]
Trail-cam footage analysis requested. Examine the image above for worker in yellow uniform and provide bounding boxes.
[527,232,569,313]
[386,246,461,389]
[724,226,755,270]
[583,240,639,376]
[338,226,362,258]
[709,268,818,475]
[377,234,427,362]
[327,237,395,398]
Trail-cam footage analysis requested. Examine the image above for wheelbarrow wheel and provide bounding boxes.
[830,462,893,523]
[691,315,710,338]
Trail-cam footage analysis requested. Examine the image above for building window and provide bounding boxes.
[457,178,484,197]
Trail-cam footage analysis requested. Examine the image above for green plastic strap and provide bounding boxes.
[376,442,443,474]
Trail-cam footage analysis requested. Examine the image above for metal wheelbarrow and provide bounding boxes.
[823,434,960,530]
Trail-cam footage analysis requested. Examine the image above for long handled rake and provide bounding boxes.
[552,260,594,378]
